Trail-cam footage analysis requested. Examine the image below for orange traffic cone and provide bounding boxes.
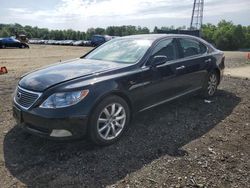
[0,66,8,74]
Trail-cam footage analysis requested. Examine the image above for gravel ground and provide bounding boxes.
[0,46,249,187]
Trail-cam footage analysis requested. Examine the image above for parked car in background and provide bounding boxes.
[28,39,93,47]
[0,37,29,48]
[47,40,56,45]
[73,40,84,46]
[29,39,46,44]
[83,40,92,46]
[63,40,74,46]
[91,35,112,46]
[13,34,225,145]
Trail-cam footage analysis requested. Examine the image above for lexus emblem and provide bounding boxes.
[16,92,22,100]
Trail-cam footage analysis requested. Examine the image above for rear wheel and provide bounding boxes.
[1,44,6,48]
[88,95,130,145]
[201,71,219,98]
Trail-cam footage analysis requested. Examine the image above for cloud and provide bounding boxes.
[3,0,250,30]
[5,0,193,24]
[205,0,250,16]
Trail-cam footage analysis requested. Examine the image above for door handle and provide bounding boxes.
[129,80,136,85]
[176,65,185,70]
[205,58,212,63]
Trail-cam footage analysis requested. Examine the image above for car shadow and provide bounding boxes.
[3,90,240,187]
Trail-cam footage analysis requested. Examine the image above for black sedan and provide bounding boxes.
[0,37,29,48]
[13,34,225,145]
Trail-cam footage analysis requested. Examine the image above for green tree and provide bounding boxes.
[0,28,10,37]
[0,22,250,50]
[95,27,105,35]
[201,23,217,44]
[153,26,158,33]
[86,28,96,39]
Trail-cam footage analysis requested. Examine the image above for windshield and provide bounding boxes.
[85,38,152,64]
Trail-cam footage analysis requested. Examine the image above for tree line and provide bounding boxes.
[0,23,150,41]
[201,20,250,50]
[0,20,250,50]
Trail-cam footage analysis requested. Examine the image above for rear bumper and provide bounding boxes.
[13,104,89,140]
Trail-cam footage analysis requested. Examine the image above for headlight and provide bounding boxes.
[40,90,89,108]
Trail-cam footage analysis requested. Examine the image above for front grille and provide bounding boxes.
[14,87,42,109]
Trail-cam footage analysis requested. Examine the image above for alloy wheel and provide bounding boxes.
[97,103,126,140]
[207,74,218,96]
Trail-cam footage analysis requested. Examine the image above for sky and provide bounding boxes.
[0,0,250,31]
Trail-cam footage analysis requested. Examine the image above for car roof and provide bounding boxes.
[121,34,201,41]
[120,34,215,49]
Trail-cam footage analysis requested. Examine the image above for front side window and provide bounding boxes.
[179,38,207,58]
[85,38,152,64]
[151,38,178,61]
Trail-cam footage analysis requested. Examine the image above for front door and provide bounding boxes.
[139,38,188,110]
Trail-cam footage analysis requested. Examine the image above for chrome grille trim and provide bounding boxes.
[14,86,42,110]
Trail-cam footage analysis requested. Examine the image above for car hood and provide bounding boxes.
[19,58,128,91]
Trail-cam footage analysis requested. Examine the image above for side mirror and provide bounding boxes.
[151,55,167,67]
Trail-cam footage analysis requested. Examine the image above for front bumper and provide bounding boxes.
[13,104,89,140]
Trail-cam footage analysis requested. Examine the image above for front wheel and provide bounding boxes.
[201,71,219,98]
[88,95,130,145]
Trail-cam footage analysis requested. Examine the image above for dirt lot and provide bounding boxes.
[0,45,249,187]
[223,51,250,79]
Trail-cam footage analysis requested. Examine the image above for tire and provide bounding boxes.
[88,95,130,145]
[201,71,219,98]
[1,44,6,49]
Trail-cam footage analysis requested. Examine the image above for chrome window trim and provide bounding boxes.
[143,36,210,68]
[141,52,210,69]
[175,36,209,56]
[14,86,42,110]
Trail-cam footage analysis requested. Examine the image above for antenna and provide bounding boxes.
[190,0,204,30]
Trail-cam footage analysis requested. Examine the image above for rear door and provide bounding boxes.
[175,37,211,90]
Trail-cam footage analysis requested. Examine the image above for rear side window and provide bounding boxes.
[179,38,207,58]
[151,38,178,61]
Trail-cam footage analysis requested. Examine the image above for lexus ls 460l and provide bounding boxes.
[13,34,225,145]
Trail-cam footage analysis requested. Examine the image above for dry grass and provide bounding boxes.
[0,45,93,76]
